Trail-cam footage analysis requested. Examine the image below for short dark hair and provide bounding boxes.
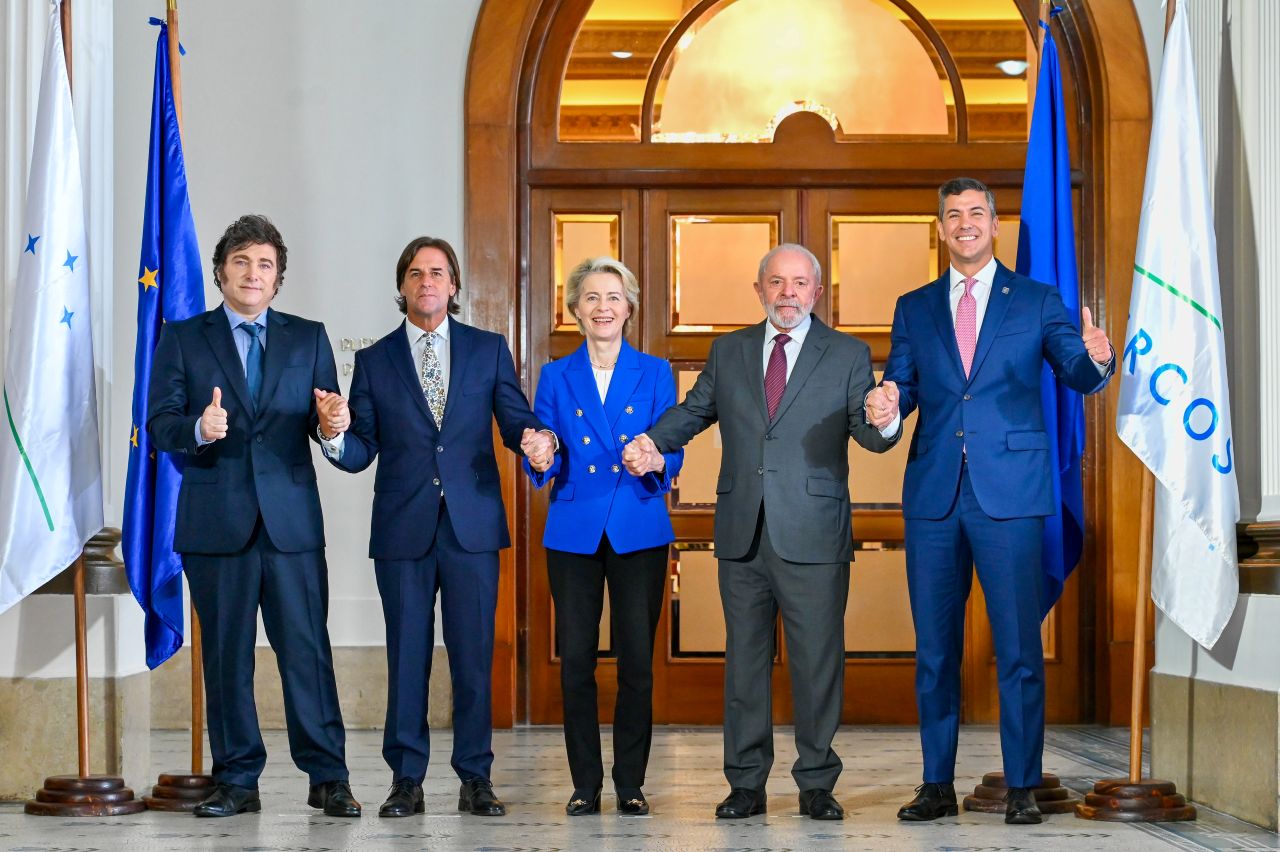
[937,177,997,220]
[212,214,287,292]
[394,236,462,316]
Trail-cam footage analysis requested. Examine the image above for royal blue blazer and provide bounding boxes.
[883,262,1113,521]
[525,341,684,555]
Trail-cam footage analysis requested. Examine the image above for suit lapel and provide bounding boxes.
[967,262,1016,383]
[604,342,643,432]
[740,322,768,425]
[201,307,254,413]
[386,321,438,429]
[564,344,612,446]
[925,274,967,384]
[257,309,291,409]
[770,315,828,426]
[442,320,471,432]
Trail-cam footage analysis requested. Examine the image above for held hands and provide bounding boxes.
[1082,307,1112,365]
[313,389,351,439]
[200,387,228,442]
[522,428,555,473]
[622,433,665,476]
[865,381,900,430]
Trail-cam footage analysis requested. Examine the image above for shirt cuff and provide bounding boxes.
[879,412,902,440]
[318,426,344,459]
[541,429,559,452]
[194,418,210,447]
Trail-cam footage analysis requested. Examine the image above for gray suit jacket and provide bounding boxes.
[648,316,896,563]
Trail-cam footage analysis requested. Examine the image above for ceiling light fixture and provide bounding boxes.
[611,50,633,60]
[995,59,1029,76]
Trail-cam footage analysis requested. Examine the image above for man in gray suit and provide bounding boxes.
[623,244,898,820]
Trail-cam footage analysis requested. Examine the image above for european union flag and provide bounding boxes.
[1017,9,1084,617]
[123,20,205,669]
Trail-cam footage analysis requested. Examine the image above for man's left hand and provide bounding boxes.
[522,428,555,472]
[1082,307,1112,365]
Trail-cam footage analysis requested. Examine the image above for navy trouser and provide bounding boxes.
[184,521,348,789]
[375,500,499,783]
[905,463,1046,788]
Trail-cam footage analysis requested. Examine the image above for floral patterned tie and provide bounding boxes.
[420,331,446,427]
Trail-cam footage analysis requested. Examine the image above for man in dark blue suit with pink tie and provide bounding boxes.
[867,178,1115,825]
[317,236,555,818]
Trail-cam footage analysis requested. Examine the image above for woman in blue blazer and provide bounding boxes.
[525,257,683,817]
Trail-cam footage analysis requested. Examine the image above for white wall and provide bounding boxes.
[109,0,485,651]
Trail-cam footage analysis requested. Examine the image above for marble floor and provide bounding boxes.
[0,725,1275,851]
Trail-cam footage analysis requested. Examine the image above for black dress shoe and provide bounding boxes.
[307,780,361,817]
[1004,787,1043,825]
[459,778,506,816]
[565,788,601,815]
[616,788,649,816]
[193,783,261,818]
[798,788,844,820]
[897,782,958,821]
[378,778,424,817]
[715,788,766,819]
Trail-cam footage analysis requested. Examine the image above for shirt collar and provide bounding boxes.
[406,314,450,346]
[765,312,812,345]
[223,303,267,329]
[949,257,998,292]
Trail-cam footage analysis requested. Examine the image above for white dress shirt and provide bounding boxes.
[320,316,452,459]
[762,313,812,380]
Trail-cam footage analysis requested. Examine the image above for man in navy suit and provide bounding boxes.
[317,236,554,818]
[147,215,358,818]
[868,178,1113,825]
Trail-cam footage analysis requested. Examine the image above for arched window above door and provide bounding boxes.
[559,0,1033,143]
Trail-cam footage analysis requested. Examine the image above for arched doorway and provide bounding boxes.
[466,0,1153,727]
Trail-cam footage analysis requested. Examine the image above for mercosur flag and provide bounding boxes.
[0,3,103,612]
[1116,0,1238,649]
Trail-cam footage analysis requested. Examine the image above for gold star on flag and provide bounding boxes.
[130,425,139,447]
[139,267,159,291]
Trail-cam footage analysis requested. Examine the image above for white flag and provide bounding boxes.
[1116,0,1239,649]
[0,3,103,613]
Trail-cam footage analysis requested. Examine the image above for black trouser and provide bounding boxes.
[546,537,667,792]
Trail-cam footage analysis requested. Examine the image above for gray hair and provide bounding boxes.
[757,243,823,288]
[937,177,997,220]
[565,256,641,336]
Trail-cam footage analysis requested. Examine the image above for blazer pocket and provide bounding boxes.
[1006,430,1049,451]
[996,321,1036,337]
[716,474,734,494]
[183,466,218,483]
[806,476,845,499]
[292,463,317,484]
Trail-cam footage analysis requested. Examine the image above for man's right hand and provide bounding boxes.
[200,387,228,442]
[622,433,664,476]
[865,381,900,430]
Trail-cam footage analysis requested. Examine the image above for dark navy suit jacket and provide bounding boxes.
[147,306,337,554]
[884,262,1113,520]
[524,341,683,555]
[328,319,545,559]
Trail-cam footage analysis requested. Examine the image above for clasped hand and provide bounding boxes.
[865,381,900,430]
[621,433,664,476]
[313,389,351,438]
[522,428,556,472]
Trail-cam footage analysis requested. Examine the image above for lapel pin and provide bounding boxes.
[1001,286,1010,295]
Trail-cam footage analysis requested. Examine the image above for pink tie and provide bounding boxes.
[956,277,977,376]
[764,333,791,419]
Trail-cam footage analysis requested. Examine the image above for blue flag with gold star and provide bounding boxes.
[123,20,204,669]
[1017,9,1084,617]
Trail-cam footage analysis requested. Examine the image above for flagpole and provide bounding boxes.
[1075,0,1196,822]
[139,1,214,811]
[163,0,206,780]
[24,0,144,817]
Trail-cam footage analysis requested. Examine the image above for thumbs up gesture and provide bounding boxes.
[1081,307,1112,365]
[201,387,228,442]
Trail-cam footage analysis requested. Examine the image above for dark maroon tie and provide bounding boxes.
[764,333,791,420]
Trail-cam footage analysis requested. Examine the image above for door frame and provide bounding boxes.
[465,0,1154,727]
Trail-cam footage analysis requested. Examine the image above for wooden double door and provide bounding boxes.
[520,182,1086,727]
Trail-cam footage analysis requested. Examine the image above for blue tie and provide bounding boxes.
[239,322,264,406]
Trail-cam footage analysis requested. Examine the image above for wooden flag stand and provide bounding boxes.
[1075,472,1196,821]
[961,0,1084,817]
[139,1,215,812]
[22,0,143,818]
